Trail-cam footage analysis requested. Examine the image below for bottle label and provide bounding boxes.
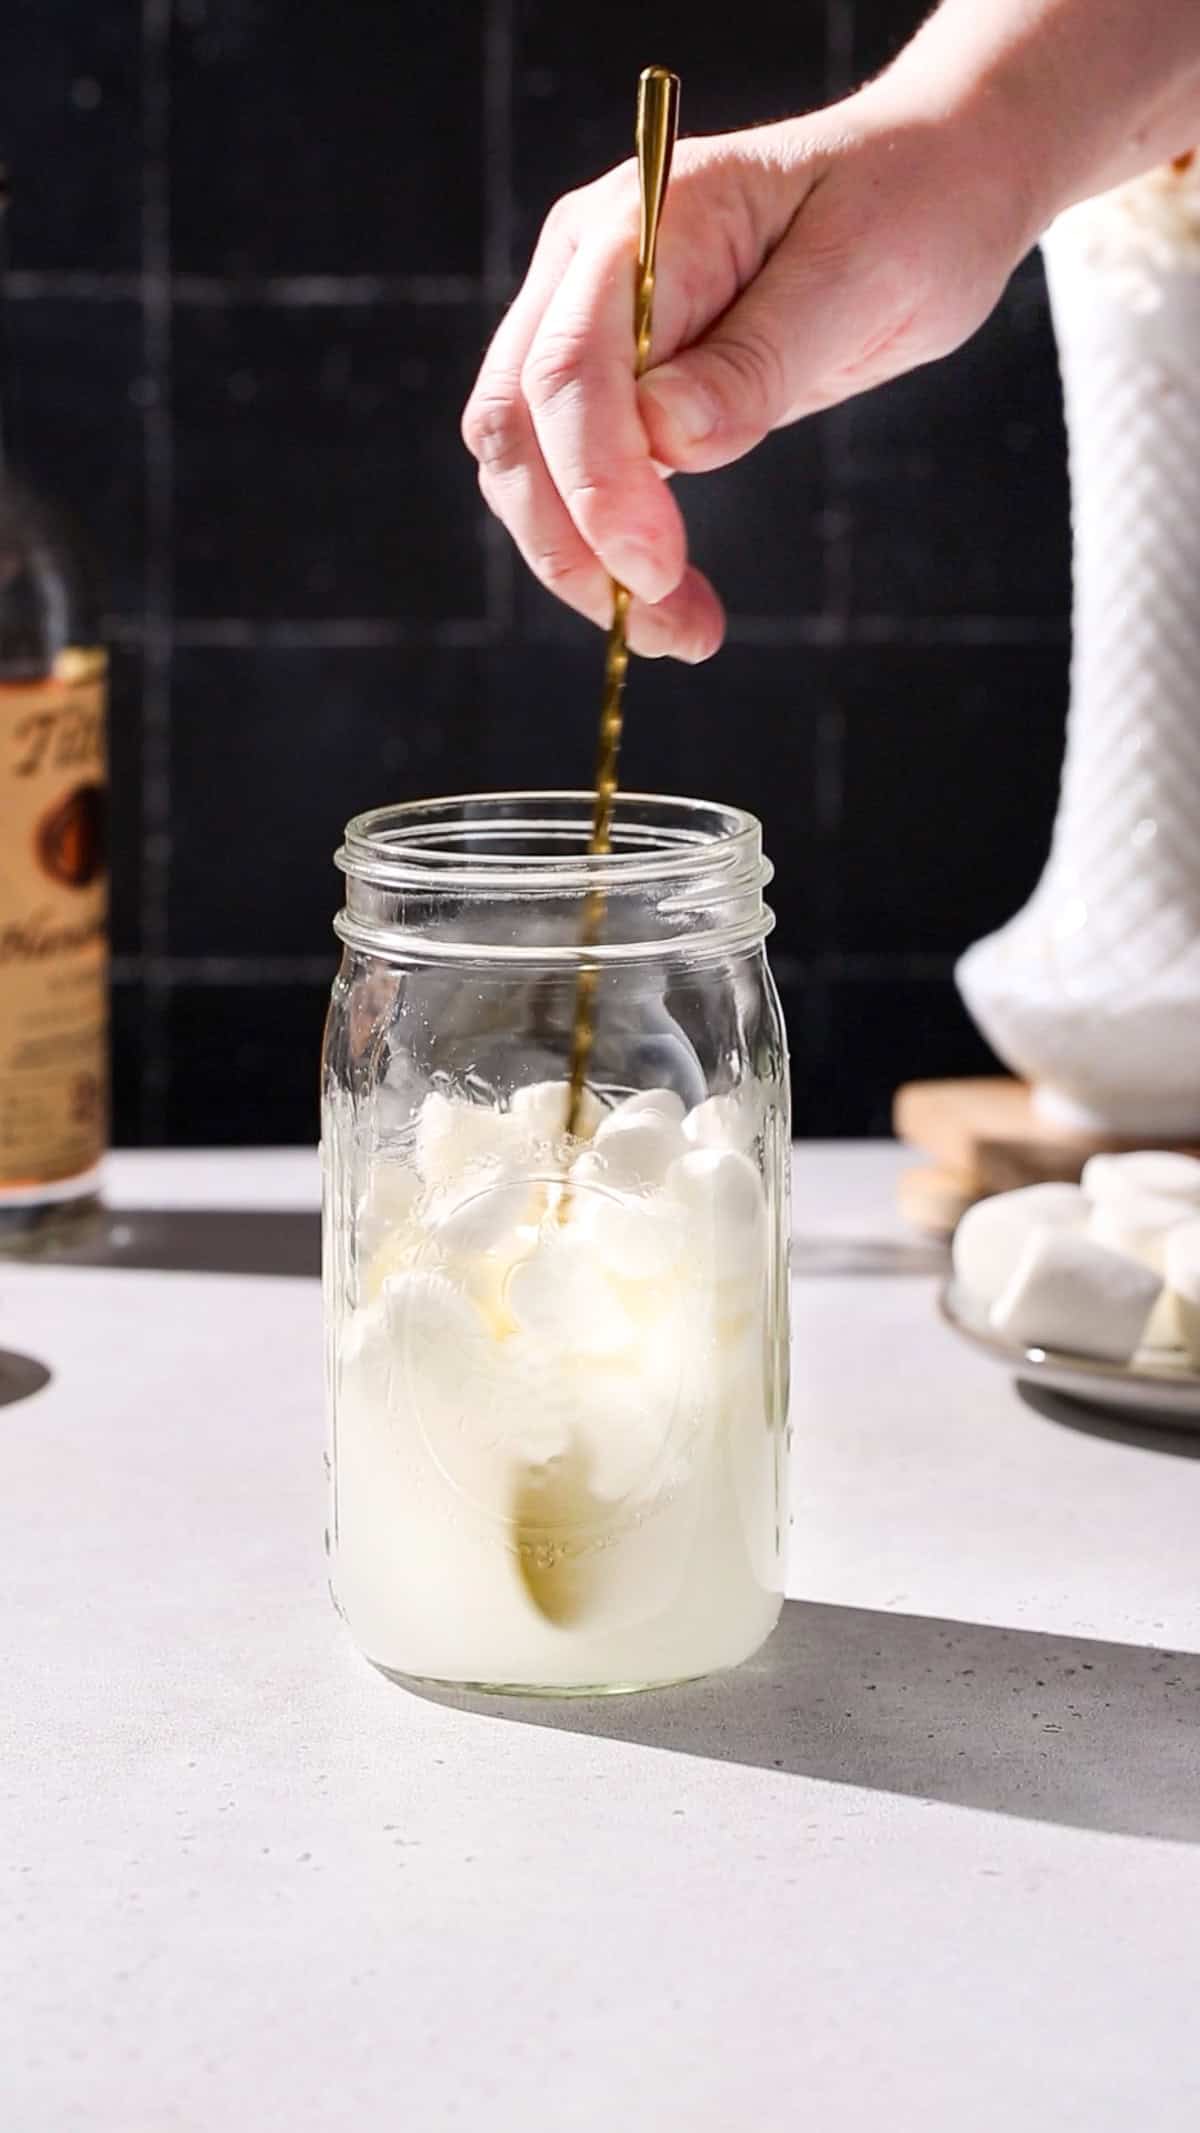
[0,655,108,1193]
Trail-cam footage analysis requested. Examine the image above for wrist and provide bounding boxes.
[852,66,1048,276]
[865,0,1200,234]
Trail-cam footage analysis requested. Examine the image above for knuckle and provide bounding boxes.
[460,387,524,472]
[708,329,788,419]
[533,542,587,594]
[520,329,586,416]
[560,474,617,532]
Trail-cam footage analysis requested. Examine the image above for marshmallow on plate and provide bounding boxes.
[1165,1219,1200,1369]
[1088,1188,1194,1273]
[1082,1151,1200,1208]
[951,1183,1087,1309]
[990,1227,1162,1363]
[1088,1189,1197,1348]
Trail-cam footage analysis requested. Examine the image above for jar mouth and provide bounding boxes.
[334,791,774,967]
[337,790,766,892]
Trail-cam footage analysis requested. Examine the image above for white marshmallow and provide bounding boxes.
[1088,1190,1192,1274]
[667,1147,765,1289]
[509,1079,605,1145]
[606,1088,687,1129]
[682,1090,759,1154]
[951,1183,1088,1308]
[1165,1218,1200,1302]
[413,1091,522,1189]
[590,1108,686,1191]
[383,1269,500,1414]
[1082,1151,1200,1207]
[1090,1186,1194,1349]
[568,1180,689,1283]
[990,1227,1162,1363]
[430,1172,540,1258]
[505,1229,636,1357]
[384,1272,577,1498]
[1165,1219,1200,1367]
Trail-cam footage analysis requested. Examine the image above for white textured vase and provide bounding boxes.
[958,167,1200,1136]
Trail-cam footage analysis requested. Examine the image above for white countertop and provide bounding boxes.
[5,1145,1199,2132]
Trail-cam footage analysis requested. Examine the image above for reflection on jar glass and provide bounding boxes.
[321,793,791,1695]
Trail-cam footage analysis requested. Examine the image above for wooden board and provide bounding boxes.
[892,1077,1200,1234]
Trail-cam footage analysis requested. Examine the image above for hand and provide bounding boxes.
[461,90,1036,661]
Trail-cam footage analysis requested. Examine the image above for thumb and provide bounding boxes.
[638,242,844,473]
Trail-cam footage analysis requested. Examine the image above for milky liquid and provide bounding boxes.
[328,1083,788,1691]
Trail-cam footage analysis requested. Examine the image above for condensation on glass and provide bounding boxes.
[322,793,791,1694]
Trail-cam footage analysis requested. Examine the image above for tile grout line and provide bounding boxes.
[3,270,486,306]
[482,0,516,310]
[481,0,516,634]
[139,0,174,1142]
[825,0,856,100]
[109,617,501,651]
[820,0,856,635]
[102,612,1070,650]
[108,949,959,990]
[813,701,846,960]
[112,956,337,987]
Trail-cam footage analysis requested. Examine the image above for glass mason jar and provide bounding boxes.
[322,792,791,1694]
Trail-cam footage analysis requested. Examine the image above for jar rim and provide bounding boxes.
[336,790,766,894]
[333,791,774,967]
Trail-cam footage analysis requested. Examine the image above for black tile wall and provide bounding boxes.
[834,642,1066,956]
[168,644,489,957]
[166,981,330,1146]
[850,0,929,84]
[2,2,143,270]
[172,302,490,618]
[803,975,1003,1139]
[110,977,148,1147]
[515,420,836,642]
[840,261,1071,620]
[512,3,831,258]
[0,0,1073,1146]
[170,1,485,279]
[4,298,146,613]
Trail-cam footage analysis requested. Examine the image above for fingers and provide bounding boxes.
[461,197,580,486]
[465,195,721,661]
[477,444,723,663]
[519,224,691,607]
[636,234,830,474]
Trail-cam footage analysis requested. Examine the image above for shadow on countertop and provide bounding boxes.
[19,1216,937,1286]
[1019,1381,1200,1458]
[408,1599,1200,1844]
[24,1207,321,1279]
[0,1348,52,1407]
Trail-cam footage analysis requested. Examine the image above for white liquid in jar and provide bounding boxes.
[330,1082,786,1690]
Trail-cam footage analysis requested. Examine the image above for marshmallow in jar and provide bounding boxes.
[321,794,791,1693]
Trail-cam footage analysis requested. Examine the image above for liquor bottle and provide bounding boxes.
[0,167,109,1251]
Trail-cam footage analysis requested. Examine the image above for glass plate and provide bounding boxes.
[939,1281,1200,1428]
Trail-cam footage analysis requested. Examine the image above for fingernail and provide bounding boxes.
[640,364,720,448]
[606,535,673,605]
